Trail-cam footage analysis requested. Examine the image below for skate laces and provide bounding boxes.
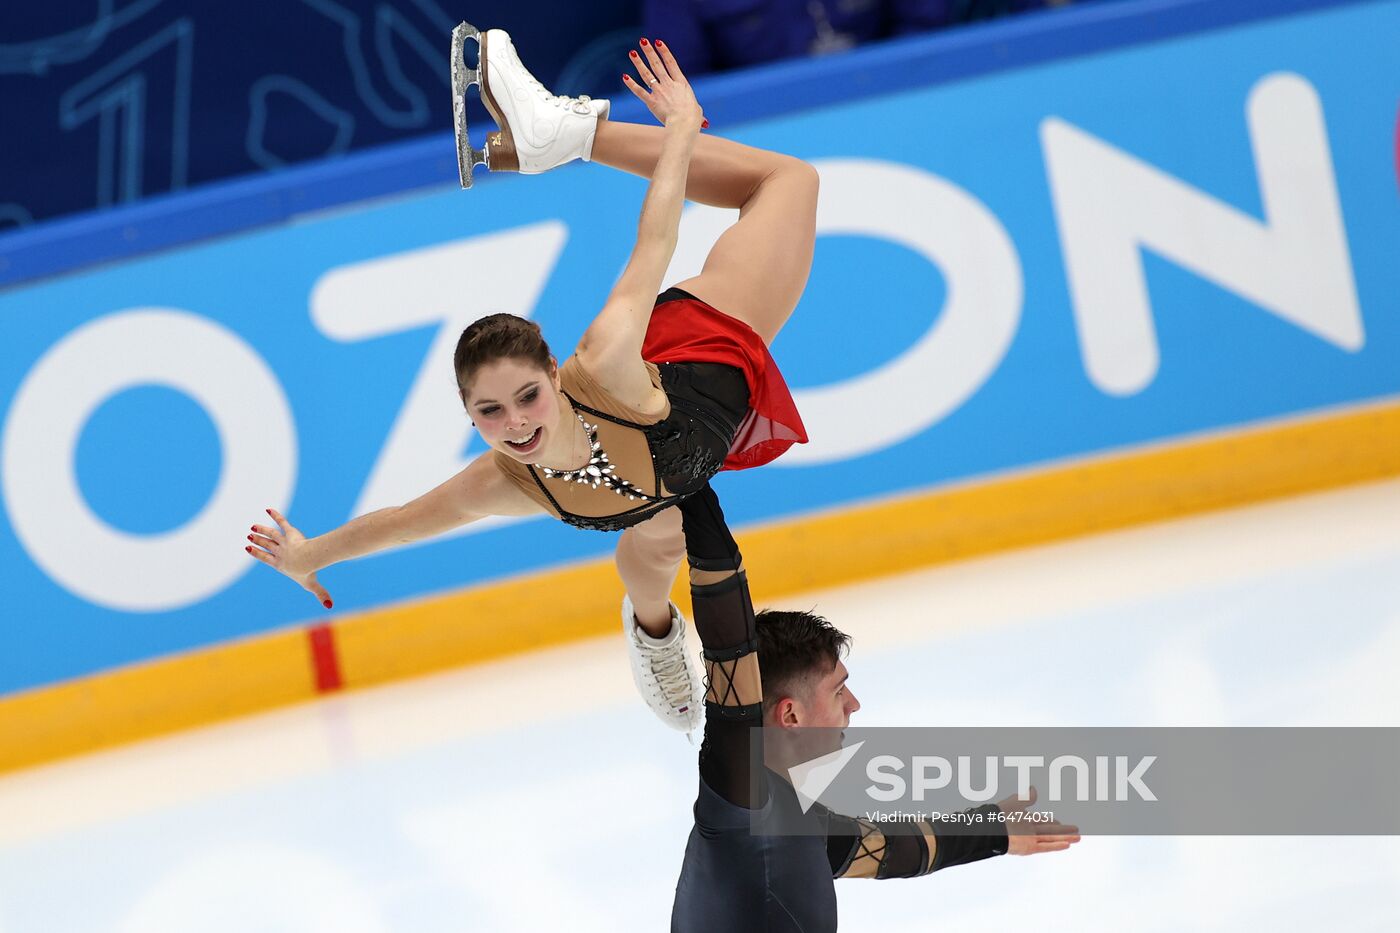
[642,638,695,709]
[506,44,594,115]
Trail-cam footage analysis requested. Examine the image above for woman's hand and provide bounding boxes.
[247,508,334,609]
[623,38,706,130]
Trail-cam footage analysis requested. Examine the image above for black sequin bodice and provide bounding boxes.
[532,362,750,533]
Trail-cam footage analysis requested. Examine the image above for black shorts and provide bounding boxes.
[649,360,751,498]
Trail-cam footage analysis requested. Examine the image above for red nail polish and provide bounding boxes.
[622,74,630,81]
[323,600,333,609]
[245,546,252,553]
[247,535,254,541]
[640,38,649,46]
[702,119,710,129]
[629,50,637,57]
[657,39,666,47]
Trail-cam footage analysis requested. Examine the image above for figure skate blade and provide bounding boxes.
[450,21,489,188]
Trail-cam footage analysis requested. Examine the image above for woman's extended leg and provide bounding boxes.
[590,120,819,345]
[592,121,816,732]
[594,121,816,636]
[615,506,685,638]
[617,505,703,734]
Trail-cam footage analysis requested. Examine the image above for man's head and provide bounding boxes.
[757,609,859,730]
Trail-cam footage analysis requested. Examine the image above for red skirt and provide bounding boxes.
[642,290,808,471]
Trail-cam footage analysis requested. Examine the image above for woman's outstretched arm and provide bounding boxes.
[246,453,540,607]
[575,40,704,399]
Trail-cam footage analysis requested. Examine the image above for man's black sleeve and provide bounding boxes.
[677,485,764,809]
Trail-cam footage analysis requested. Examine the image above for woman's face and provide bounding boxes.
[462,357,564,461]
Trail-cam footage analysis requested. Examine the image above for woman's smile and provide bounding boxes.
[503,425,543,456]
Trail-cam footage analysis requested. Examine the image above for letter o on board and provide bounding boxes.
[1,309,296,611]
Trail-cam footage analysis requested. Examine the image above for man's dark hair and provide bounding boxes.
[754,609,851,716]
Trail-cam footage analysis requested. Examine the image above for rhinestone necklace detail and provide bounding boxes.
[537,411,661,502]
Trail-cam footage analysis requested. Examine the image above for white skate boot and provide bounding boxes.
[450,21,609,187]
[622,596,704,734]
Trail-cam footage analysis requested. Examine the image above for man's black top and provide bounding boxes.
[673,768,839,932]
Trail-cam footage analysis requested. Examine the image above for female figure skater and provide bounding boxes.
[245,30,817,734]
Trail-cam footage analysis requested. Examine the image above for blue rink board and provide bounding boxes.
[0,0,1397,693]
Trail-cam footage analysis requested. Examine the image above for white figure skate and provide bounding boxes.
[622,596,704,735]
[451,21,609,187]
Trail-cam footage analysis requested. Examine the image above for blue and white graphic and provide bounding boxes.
[0,1,639,226]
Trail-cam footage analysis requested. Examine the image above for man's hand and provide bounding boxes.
[997,786,1082,855]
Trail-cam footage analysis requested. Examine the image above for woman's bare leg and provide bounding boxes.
[596,122,817,637]
[591,120,819,345]
[614,506,686,638]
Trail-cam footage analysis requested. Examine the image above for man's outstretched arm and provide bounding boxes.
[828,789,1081,879]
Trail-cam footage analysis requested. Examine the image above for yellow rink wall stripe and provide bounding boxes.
[3,398,1399,774]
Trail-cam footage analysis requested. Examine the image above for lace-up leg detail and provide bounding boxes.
[677,487,762,724]
[693,587,762,721]
[678,485,766,808]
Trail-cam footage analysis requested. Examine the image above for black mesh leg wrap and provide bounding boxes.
[690,571,758,660]
[678,487,762,724]
[692,571,761,723]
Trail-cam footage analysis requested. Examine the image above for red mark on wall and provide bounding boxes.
[307,624,343,693]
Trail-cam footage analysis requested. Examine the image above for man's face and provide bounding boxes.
[770,660,860,729]
[801,660,860,728]
[766,660,861,765]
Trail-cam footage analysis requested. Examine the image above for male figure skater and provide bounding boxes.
[672,486,1079,931]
